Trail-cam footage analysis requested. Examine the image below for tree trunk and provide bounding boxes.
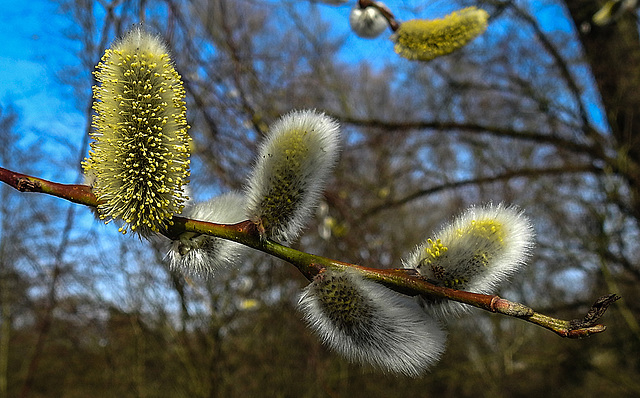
[564,0,640,218]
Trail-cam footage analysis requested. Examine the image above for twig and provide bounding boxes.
[0,167,98,207]
[361,165,602,218]
[0,166,618,338]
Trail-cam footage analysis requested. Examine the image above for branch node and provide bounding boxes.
[17,177,40,192]
[492,297,535,317]
[238,220,262,237]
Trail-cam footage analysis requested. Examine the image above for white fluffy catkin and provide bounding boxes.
[298,268,446,377]
[350,3,389,39]
[245,110,340,241]
[167,192,247,276]
[403,203,534,317]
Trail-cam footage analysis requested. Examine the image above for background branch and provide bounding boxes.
[363,164,602,217]
[334,116,594,154]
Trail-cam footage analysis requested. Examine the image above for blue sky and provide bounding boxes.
[0,0,86,154]
[0,0,503,146]
[0,0,606,172]
[0,0,403,183]
[0,0,387,171]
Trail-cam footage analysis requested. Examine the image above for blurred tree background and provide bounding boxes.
[1,0,639,397]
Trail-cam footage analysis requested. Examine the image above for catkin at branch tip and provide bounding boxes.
[83,26,191,237]
[298,268,446,377]
[245,109,340,242]
[403,203,534,317]
[392,7,489,61]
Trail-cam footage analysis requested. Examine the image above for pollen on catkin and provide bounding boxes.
[392,7,489,61]
[82,26,191,237]
[298,268,446,377]
[403,204,534,316]
[245,110,340,241]
[167,192,248,276]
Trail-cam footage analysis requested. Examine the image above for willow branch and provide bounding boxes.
[0,167,99,207]
[0,166,618,338]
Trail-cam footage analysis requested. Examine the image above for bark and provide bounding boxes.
[564,0,640,217]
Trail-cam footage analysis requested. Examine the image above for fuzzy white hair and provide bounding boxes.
[167,191,247,276]
[298,268,446,377]
[350,4,389,39]
[245,110,340,242]
[404,203,534,317]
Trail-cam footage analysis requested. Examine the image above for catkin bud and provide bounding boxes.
[403,204,534,316]
[167,192,248,276]
[298,268,446,377]
[392,7,489,61]
[82,26,191,236]
[350,3,389,38]
[245,110,340,241]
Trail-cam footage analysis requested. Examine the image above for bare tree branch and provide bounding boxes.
[362,164,602,218]
[334,115,594,154]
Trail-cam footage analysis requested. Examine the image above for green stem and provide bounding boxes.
[0,166,619,338]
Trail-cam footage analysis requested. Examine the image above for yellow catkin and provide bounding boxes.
[404,204,534,316]
[392,7,489,61]
[82,27,191,236]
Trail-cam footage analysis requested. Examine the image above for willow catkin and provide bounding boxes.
[83,27,191,236]
[350,3,389,39]
[167,192,248,276]
[298,268,446,377]
[403,203,534,317]
[392,7,489,61]
[245,110,340,241]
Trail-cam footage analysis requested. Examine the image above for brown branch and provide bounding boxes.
[344,266,617,338]
[0,167,99,207]
[335,115,595,155]
[506,2,591,129]
[334,113,640,198]
[500,2,640,194]
[363,164,602,218]
[504,3,640,189]
[0,166,617,338]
